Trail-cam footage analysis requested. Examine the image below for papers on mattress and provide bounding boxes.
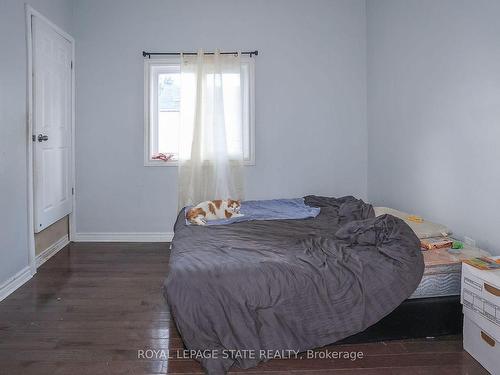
[185,198,321,226]
[374,207,451,239]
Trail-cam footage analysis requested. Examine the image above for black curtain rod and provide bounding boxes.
[143,50,258,58]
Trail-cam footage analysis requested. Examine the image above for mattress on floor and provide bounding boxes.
[165,196,424,374]
[409,244,490,299]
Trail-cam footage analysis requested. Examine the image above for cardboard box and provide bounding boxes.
[463,316,499,374]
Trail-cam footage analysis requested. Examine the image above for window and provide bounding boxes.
[144,57,255,166]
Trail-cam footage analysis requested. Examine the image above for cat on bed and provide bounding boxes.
[186,199,243,225]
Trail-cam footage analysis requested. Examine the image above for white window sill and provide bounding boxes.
[144,159,179,167]
[144,159,255,167]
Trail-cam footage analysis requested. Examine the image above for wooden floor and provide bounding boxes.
[0,243,489,375]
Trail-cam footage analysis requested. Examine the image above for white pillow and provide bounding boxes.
[374,207,451,239]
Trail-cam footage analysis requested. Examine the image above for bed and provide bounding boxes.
[164,196,424,374]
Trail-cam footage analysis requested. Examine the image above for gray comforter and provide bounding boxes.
[164,196,424,374]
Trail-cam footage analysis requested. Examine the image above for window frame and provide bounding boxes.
[143,56,255,167]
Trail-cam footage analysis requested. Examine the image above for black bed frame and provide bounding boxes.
[338,295,463,344]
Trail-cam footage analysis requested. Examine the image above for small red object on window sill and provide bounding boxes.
[152,153,174,162]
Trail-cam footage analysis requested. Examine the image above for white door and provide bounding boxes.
[32,16,73,233]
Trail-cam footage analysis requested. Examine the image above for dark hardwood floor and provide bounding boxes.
[0,243,489,374]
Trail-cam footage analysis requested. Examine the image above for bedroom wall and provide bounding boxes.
[0,0,75,292]
[73,0,368,236]
[367,0,500,255]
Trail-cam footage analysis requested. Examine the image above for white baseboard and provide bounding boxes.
[35,234,69,268]
[0,266,32,302]
[73,232,174,242]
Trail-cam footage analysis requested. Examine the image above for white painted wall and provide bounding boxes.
[73,0,368,234]
[0,1,74,288]
[367,0,500,254]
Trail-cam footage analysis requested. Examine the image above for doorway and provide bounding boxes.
[26,5,76,273]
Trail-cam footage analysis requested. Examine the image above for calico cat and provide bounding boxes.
[186,199,242,225]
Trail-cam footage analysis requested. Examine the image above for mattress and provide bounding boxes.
[410,262,461,299]
[409,244,490,299]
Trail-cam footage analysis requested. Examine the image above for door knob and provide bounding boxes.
[37,134,49,142]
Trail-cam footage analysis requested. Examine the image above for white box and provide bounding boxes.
[463,316,500,375]
[461,262,500,342]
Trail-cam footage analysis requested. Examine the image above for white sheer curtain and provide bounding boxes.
[178,49,245,208]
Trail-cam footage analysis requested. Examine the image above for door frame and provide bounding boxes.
[25,5,76,274]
